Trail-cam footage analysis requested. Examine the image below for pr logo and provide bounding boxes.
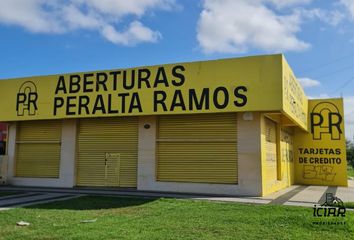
[310,102,342,140]
[16,81,38,116]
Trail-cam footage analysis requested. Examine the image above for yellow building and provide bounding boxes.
[0,54,347,196]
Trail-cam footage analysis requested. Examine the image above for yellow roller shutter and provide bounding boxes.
[15,120,62,178]
[76,117,138,187]
[157,113,238,184]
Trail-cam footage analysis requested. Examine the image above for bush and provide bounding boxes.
[347,140,354,168]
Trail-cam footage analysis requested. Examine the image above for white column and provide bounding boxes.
[6,123,16,180]
[237,112,263,196]
[59,119,77,187]
[137,116,157,190]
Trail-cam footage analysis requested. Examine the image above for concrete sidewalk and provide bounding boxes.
[0,180,353,209]
[0,192,81,211]
[264,182,354,207]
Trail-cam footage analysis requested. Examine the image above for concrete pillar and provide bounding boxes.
[237,112,263,196]
[59,119,77,187]
[6,123,16,180]
[137,116,157,190]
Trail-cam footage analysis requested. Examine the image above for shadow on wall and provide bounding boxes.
[25,196,159,211]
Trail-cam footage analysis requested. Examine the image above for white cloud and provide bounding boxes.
[0,0,176,45]
[298,77,321,88]
[61,4,102,30]
[344,96,354,140]
[0,0,63,33]
[295,8,345,26]
[197,0,310,54]
[340,0,354,19]
[74,0,176,17]
[196,0,351,54]
[101,21,161,46]
[266,0,312,9]
[322,10,345,26]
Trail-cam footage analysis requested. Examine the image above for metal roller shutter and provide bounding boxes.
[15,120,62,178]
[76,117,138,187]
[157,113,238,184]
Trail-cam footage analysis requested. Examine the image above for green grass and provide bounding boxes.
[0,196,353,240]
[326,202,354,209]
[348,166,354,178]
[344,202,354,209]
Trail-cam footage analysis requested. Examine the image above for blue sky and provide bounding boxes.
[0,0,354,139]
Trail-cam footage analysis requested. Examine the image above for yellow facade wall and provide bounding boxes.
[261,114,295,196]
[0,55,284,122]
[294,98,347,186]
[282,56,308,130]
[1,54,348,196]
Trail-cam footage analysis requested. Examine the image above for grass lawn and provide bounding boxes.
[345,202,354,209]
[0,196,352,240]
[348,166,354,178]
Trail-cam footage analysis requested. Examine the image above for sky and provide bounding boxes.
[0,0,354,139]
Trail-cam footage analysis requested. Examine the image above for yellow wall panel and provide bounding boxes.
[261,115,295,196]
[294,99,347,186]
[0,55,285,122]
[282,56,308,129]
[263,117,278,189]
[280,128,295,186]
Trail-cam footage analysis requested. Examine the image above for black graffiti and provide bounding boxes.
[302,165,336,181]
